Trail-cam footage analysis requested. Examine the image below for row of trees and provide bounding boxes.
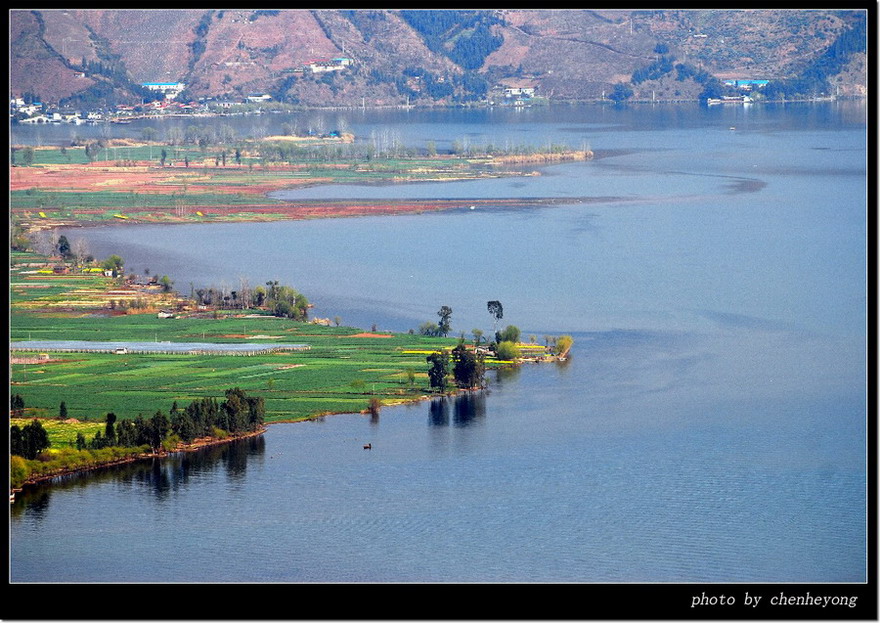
[422,301,496,392]
[22,232,138,284]
[420,300,514,345]
[74,388,266,453]
[21,235,307,321]
[26,230,89,263]
[11,389,265,461]
[248,133,579,164]
[421,298,575,392]
[193,280,309,320]
[16,236,171,295]
[9,390,265,489]
[15,129,589,170]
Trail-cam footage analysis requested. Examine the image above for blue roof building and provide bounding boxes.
[724,79,770,89]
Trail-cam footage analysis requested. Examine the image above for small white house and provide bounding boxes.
[157,310,175,319]
[141,82,186,100]
[503,86,536,98]
[307,58,352,73]
[19,104,42,116]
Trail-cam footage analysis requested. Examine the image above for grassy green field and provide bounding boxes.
[10,253,507,423]
[18,143,491,171]
[11,325,461,422]
[18,144,258,167]
[9,417,105,449]
[12,188,289,211]
[10,256,178,312]
[10,307,471,423]
[8,140,575,479]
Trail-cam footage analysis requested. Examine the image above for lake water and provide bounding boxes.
[11,102,868,588]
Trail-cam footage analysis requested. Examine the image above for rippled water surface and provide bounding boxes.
[11,102,867,583]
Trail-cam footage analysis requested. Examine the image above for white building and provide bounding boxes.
[307,57,353,73]
[141,82,186,100]
[18,104,42,116]
[503,86,536,98]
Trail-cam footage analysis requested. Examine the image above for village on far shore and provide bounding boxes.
[11,56,553,128]
[11,50,800,129]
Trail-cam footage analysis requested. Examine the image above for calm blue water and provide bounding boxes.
[11,102,867,584]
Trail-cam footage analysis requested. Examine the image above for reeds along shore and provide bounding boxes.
[488,150,593,165]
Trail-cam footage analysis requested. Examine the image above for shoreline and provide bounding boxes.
[10,147,579,493]
[12,427,268,493]
[10,147,595,231]
[11,351,568,496]
[11,96,865,129]
[22,196,621,232]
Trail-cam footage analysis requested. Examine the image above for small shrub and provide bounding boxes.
[554,335,574,357]
[10,455,31,488]
[212,427,229,439]
[494,341,520,361]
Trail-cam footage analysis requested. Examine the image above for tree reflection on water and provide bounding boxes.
[428,391,487,427]
[11,434,266,511]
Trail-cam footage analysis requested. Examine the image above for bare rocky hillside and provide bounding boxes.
[9,8,868,106]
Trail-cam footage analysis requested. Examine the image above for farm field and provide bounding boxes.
[10,252,526,424]
[9,133,573,457]
[11,327,465,423]
[10,140,591,229]
[9,417,104,450]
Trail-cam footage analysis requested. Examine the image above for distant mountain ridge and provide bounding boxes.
[9,8,868,108]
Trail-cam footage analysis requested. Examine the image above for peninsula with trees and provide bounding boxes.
[9,130,578,494]
[10,246,572,491]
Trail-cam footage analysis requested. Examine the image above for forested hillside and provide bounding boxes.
[9,8,868,108]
